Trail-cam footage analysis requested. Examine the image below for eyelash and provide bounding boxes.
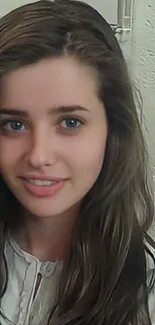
[0,116,84,134]
[58,116,84,132]
[0,119,27,133]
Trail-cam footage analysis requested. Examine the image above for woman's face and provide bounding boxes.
[0,56,107,218]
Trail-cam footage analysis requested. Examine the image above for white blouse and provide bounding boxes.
[0,239,62,325]
[0,238,155,325]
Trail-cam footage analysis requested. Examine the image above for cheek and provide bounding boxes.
[81,143,105,176]
[0,139,21,172]
[66,133,107,181]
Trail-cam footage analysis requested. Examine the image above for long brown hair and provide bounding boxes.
[0,1,154,324]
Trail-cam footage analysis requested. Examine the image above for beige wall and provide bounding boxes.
[0,0,118,23]
[0,0,37,16]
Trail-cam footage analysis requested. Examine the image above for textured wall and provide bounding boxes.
[132,0,155,169]
[132,0,155,235]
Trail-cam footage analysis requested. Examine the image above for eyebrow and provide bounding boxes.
[0,105,89,117]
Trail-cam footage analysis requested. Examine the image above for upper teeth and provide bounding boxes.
[27,179,54,185]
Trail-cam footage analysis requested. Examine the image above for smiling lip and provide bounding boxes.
[21,174,66,181]
[20,176,67,198]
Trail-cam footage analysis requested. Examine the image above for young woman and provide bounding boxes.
[0,1,154,324]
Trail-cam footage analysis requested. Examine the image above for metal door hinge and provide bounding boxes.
[117,0,134,31]
[111,0,134,35]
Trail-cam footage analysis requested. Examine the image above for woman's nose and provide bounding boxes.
[26,129,57,169]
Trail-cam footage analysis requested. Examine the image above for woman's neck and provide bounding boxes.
[11,205,78,262]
